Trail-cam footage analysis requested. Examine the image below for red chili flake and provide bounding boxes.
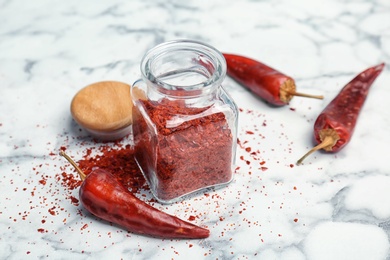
[259,161,266,165]
[289,164,294,168]
[81,224,88,230]
[245,130,254,135]
[294,218,298,222]
[37,228,46,233]
[48,207,56,216]
[290,107,296,111]
[188,215,196,221]
[26,251,30,255]
[77,144,147,194]
[237,138,243,148]
[260,167,268,171]
[38,179,46,185]
[69,196,79,205]
[60,171,82,191]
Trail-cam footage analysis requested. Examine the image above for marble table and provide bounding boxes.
[1,0,390,259]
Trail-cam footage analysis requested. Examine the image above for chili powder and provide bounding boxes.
[133,99,235,202]
[77,144,147,194]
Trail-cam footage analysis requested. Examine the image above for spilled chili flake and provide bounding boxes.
[77,144,147,193]
[188,215,196,221]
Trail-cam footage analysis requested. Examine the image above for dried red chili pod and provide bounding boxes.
[60,151,209,239]
[223,53,323,106]
[297,63,385,164]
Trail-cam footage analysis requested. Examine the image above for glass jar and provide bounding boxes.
[131,40,238,203]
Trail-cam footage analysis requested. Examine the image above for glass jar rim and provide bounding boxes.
[140,39,226,98]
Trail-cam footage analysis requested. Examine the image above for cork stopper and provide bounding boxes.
[71,81,133,140]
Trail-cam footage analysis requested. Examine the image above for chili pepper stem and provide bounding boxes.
[296,134,337,165]
[287,91,324,100]
[59,150,87,180]
[280,79,323,103]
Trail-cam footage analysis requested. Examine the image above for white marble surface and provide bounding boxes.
[1,0,390,259]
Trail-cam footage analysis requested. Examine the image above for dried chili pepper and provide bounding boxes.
[223,53,323,106]
[297,63,385,165]
[60,151,210,239]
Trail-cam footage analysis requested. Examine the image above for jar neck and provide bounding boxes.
[140,40,226,102]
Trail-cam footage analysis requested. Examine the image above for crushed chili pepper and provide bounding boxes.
[77,144,147,193]
[60,151,210,239]
[133,99,234,202]
[223,53,323,106]
[297,63,385,164]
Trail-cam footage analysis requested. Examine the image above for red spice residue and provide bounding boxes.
[81,224,88,230]
[77,144,147,194]
[48,206,56,216]
[188,215,196,221]
[60,171,82,191]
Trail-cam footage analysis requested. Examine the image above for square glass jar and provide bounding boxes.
[131,40,238,203]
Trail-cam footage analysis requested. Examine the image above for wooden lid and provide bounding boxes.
[71,81,133,132]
